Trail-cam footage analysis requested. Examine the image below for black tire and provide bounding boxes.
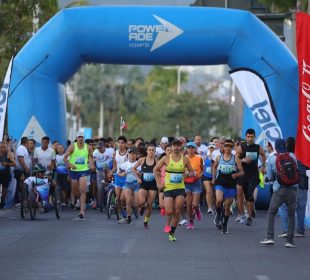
[28,190,37,220]
[20,187,28,219]
[53,186,62,219]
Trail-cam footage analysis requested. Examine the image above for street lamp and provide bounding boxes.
[162,66,185,95]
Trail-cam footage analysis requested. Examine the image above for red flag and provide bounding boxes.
[296,12,310,168]
[120,119,127,130]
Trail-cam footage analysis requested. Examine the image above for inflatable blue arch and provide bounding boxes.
[9,6,298,146]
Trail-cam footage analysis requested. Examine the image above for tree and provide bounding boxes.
[259,0,308,12]
[0,0,58,82]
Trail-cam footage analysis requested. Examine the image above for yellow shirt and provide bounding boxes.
[165,155,186,191]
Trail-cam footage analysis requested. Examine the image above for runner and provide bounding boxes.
[202,142,216,215]
[184,142,204,230]
[111,136,128,219]
[54,144,70,206]
[156,137,169,158]
[212,139,244,233]
[132,144,157,229]
[64,132,94,219]
[0,142,16,209]
[194,135,208,161]
[154,138,194,241]
[156,144,173,232]
[236,128,266,226]
[118,147,139,225]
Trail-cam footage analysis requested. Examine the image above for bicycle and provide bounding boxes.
[20,165,62,220]
[105,183,120,220]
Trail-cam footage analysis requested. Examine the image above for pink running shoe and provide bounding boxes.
[196,208,202,221]
[160,208,165,216]
[164,225,171,233]
[187,222,195,230]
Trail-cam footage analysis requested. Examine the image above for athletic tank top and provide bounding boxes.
[184,155,202,183]
[115,149,128,172]
[240,143,260,174]
[55,154,68,175]
[165,155,186,191]
[141,158,156,187]
[215,154,237,189]
[69,143,89,172]
[203,158,212,178]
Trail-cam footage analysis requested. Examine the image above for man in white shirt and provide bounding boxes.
[34,136,56,174]
[14,137,32,204]
[194,135,208,161]
[156,136,169,158]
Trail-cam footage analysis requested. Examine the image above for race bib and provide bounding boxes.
[170,173,183,184]
[75,157,85,165]
[218,164,235,174]
[205,167,212,175]
[246,152,258,161]
[143,172,154,182]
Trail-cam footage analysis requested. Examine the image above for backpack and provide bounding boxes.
[275,153,299,186]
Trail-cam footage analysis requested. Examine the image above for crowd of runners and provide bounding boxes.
[0,129,308,246]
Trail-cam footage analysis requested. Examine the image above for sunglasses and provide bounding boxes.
[223,144,234,148]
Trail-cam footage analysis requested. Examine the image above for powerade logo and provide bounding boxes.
[128,15,183,52]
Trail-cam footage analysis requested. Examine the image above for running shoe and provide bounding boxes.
[139,206,145,216]
[187,222,195,230]
[295,232,305,237]
[75,200,80,210]
[160,208,165,216]
[207,208,214,215]
[214,213,222,230]
[222,224,229,234]
[260,239,274,245]
[168,233,176,241]
[246,217,253,226]
[118,218,131,225]
[78,213,85,219]
[179,218,187,226]
[235,214,241,222]
[164,225,171,233]
[196,208,202,221]
[238,215,247,224]
[144,222,149,229]
[278,232,287,238]
[91,202,97,210]
[285,242,296,248]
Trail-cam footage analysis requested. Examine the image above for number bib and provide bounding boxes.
[170,173,183,184]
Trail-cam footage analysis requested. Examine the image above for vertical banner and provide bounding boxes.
[0,58,13,141]
[230,69,282,146]
[296,12,310,168]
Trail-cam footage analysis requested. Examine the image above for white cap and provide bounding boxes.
[160,137,169,144]
[208,142,216,149]
[76,131,84,138]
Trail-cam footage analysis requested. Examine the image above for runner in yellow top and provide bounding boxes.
[154,138,194,241]
[64,131,94,219]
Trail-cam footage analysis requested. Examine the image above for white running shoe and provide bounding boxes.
[179,218,187,226]
[207,208,214,215]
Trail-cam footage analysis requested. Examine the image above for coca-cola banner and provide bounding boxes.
[296,12,310,168]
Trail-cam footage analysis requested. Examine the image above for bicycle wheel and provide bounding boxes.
[20,187,28,219]
[100,187,106,213]
[106,189,113,219]
[111,192,120,221]
[28,190,37,220]
[53,186,62,219]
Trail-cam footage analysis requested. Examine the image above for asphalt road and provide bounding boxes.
[0,207,309,280]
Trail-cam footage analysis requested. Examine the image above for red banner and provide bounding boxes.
[296,12,310,168]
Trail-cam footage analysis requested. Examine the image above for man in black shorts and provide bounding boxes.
[236,129,266,226]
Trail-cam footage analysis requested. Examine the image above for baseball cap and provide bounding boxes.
[275,138,287,153]
[160,137,169,144]
[76,131,84,138]
[186,142,196,148]
[208,142,216,149]
[172,137,183,145]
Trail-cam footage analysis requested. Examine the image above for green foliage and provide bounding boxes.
[0,0,58,81]
[258,0,301,12]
